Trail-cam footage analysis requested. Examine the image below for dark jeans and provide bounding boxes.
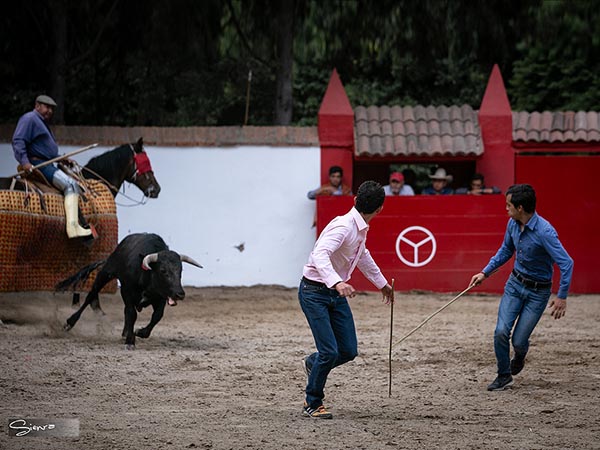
[494,274,551,376]
[298,279,358,408]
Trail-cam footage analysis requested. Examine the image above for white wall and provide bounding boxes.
[0,144,320,287]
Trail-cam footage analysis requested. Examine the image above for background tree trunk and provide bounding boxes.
[49,0,68,124]
[274,0,294,125]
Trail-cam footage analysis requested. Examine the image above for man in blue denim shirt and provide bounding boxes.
[470,184,573,391]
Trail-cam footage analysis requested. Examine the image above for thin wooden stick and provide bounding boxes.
[391,283,475,350]
[388,278,395,398]
[9,143,98,178]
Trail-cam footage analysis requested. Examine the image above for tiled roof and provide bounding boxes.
[354,105,483,157]
[512,111,600,143]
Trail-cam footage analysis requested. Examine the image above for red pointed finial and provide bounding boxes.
[480,64,511,116]
[319,69,353,116]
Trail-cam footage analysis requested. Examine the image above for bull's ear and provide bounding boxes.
[136,137,144,151]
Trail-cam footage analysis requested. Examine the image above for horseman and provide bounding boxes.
[12,95,93,239]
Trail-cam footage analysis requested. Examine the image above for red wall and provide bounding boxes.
[516,154,600,293]
[316,195,512,293]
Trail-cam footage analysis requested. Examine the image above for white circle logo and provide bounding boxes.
[395,226,437,267]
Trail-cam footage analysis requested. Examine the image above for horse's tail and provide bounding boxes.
[55,260,107,292]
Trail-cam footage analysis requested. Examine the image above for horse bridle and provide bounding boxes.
[127,144,153,184]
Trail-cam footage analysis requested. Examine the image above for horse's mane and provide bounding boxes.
[85,144,132,178]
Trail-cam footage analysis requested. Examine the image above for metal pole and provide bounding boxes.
[388,278,395,398]
[9,143,98,178]
[244,70,252,126]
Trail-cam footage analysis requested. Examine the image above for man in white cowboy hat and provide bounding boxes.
[422,167,454,195]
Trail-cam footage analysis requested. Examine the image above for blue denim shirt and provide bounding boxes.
[483,213,573,299]
[12,110,59,166]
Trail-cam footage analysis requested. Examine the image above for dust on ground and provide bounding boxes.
[0,286,598,450]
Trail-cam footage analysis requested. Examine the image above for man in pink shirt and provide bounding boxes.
[299,180,394,419]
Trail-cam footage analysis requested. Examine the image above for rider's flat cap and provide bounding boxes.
[35,95,57,107]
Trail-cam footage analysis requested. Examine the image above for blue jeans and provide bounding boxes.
[494,274,551,376]
[298,279,358,408]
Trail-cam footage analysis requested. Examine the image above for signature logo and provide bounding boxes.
[395,226,437,267]
[8,418,79,437]
[9,419,55,437]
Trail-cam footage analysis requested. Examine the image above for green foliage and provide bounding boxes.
[0,0,598,127]
[509,0,600,111]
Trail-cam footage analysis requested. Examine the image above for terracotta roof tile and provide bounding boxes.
[356,103,484,157]
[587,111,599,129]
[512,111,600,143]
[392,120,406,135]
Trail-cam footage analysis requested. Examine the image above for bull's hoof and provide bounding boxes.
[125,344,136,351]
[135,328,150,339]
[64,323,73,332]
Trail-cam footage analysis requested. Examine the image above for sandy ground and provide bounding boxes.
[0,286,599,450]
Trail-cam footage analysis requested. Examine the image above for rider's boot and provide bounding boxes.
[64,193,93,239]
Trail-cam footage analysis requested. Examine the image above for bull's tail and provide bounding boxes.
[55,260,107,292]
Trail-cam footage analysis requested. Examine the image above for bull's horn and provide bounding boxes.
[141,253,159,270]
[180,254,203,268]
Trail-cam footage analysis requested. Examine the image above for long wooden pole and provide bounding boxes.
[10,143,98,178]
[390,269,499,351]
[391,283,475,350]
[388,278,395,398]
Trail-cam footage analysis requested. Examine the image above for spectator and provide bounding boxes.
[307,165,352,199]
[422,168,454,195]
[456,173,501,195]
[383,172,414,196]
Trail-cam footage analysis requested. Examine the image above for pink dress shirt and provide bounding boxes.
[303,207,388,290]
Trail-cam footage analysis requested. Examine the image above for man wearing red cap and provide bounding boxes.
[383,172,414,196]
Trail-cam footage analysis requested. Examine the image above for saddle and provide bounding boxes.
[11,163,98,211]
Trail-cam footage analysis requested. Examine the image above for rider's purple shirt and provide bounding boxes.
[12,110,58,166]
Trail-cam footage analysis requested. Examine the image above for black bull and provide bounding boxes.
[56,233,202,349]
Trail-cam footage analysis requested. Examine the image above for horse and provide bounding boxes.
[0,137,160,199]
[82,137,161,199]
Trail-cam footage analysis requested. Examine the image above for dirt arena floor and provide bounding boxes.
[0,286,598,450]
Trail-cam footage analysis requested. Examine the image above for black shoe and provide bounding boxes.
[301,356,312,378]
[487,375,513,391]
[510,354,526,375]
